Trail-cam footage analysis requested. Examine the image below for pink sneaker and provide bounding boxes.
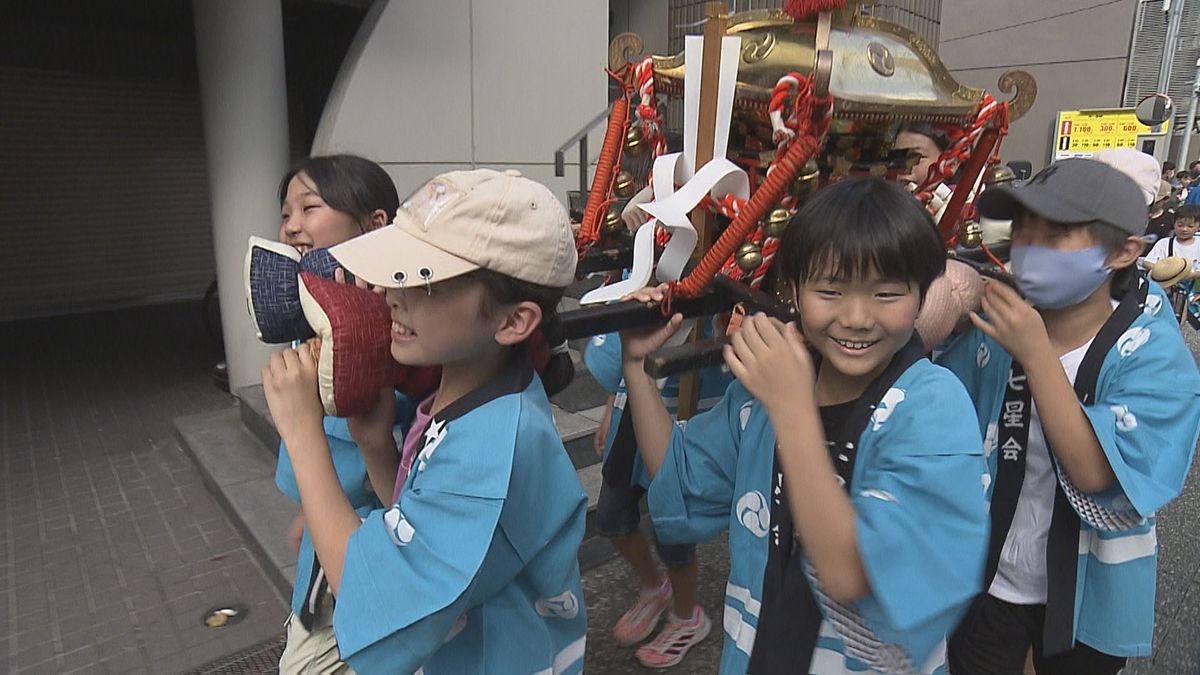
[613,578,672,645]
[634,605,712,669]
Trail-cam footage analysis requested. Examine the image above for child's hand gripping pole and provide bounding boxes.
[557,274,796,378]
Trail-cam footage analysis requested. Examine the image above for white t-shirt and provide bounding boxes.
[988,338,1093,605]
[1145,235,1200,271]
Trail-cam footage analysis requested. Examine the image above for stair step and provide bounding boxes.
[551,369,610,415]
[177,397,619,597]
[174,407,296,597]
[237,385,279,455]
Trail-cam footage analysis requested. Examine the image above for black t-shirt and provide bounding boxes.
[1147,210,1175,242]
[748,399,858,675]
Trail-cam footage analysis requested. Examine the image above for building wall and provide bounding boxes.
[938,0,1140,171]
[310,0,1169,188]
[611,0,670,57]
[1123,0,1200,166]
[312,0,609,201]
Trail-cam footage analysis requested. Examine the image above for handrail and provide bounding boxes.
[554,107,612,195]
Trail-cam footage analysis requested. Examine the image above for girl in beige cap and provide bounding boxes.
[262,169,587,674]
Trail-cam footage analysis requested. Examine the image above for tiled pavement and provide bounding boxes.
[2,303,288,674]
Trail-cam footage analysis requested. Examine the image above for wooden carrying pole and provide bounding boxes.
[676,1,728,420]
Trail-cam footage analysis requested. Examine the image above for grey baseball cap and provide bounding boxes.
[975,158,1146,235]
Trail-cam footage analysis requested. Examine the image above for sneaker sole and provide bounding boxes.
[634,616,713,669]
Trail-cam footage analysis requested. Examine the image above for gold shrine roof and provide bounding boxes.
[649,10,985,125]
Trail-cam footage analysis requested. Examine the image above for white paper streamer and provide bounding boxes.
[581,35,747,306]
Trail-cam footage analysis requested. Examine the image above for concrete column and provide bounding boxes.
[1178,58,1200,169]
[193,0,290,391]
[1158,0,1187,97]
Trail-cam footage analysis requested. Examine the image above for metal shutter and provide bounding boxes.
[1123,0,1200,140]
[0,66,215,320]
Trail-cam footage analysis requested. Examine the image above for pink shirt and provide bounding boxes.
[391,393,437,505]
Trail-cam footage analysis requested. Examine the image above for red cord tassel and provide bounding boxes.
[783,0,846,19]
[675,132,820,298]
[577,95,630,256]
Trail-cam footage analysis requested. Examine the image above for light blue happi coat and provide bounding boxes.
[936,281,1200,657]
[275,341,419,619]
[277,407,412,617]
[331,360,588,674]
[584,330,732,488]
[648,359,990,674]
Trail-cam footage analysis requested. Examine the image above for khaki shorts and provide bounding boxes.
[278,591,354,675]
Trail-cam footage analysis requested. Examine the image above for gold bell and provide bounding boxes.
[790,160,820,200]
[736,242,764,272]
[960,221,983,249]
[763,208,791,239]
[602,209,624,237]
[985,164,1017,186]
[625,126,645,155]
[614,170,636,199]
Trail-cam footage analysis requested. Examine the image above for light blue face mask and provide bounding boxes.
[1009,244,1111,309]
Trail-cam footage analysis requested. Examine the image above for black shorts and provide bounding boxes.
[594,479,696,567]
[948,594,1126,675]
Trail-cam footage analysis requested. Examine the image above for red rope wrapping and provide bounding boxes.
[670,74,830,299]
[634,59,668,158]
[581,58,666,256]
[755,238,781,287]
[783,0,847,20]
[577,70,634,257]
[938,126,1004,242]
[905,94,1010,246]
[711,75,816,287]
[715,226,783,288]
[912,94,1008,202]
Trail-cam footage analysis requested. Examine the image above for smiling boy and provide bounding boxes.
[1144,204,1200,273]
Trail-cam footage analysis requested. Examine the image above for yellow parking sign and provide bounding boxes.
[1053,109,1170,160]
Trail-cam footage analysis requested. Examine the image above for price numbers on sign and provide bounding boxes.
[1053,108,1170,160]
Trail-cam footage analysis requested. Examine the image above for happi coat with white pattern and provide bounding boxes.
[647,359,989,674]
[936,289,1200,657]
[331,360,588,674]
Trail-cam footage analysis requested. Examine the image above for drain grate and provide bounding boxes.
[202,604,249,628]
[187,634,286,674]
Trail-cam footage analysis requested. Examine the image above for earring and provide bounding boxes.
[419,267,433,296]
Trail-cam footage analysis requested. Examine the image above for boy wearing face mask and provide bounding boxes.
[937,159,1200,674]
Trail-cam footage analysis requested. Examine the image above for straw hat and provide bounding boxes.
[1149,256,1191,288]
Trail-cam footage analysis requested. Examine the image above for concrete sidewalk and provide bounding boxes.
[2,303,288,674]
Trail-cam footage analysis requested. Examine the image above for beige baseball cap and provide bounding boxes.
[331,169,577,289]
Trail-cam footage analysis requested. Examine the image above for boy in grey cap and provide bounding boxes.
[936,159,1200,673]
